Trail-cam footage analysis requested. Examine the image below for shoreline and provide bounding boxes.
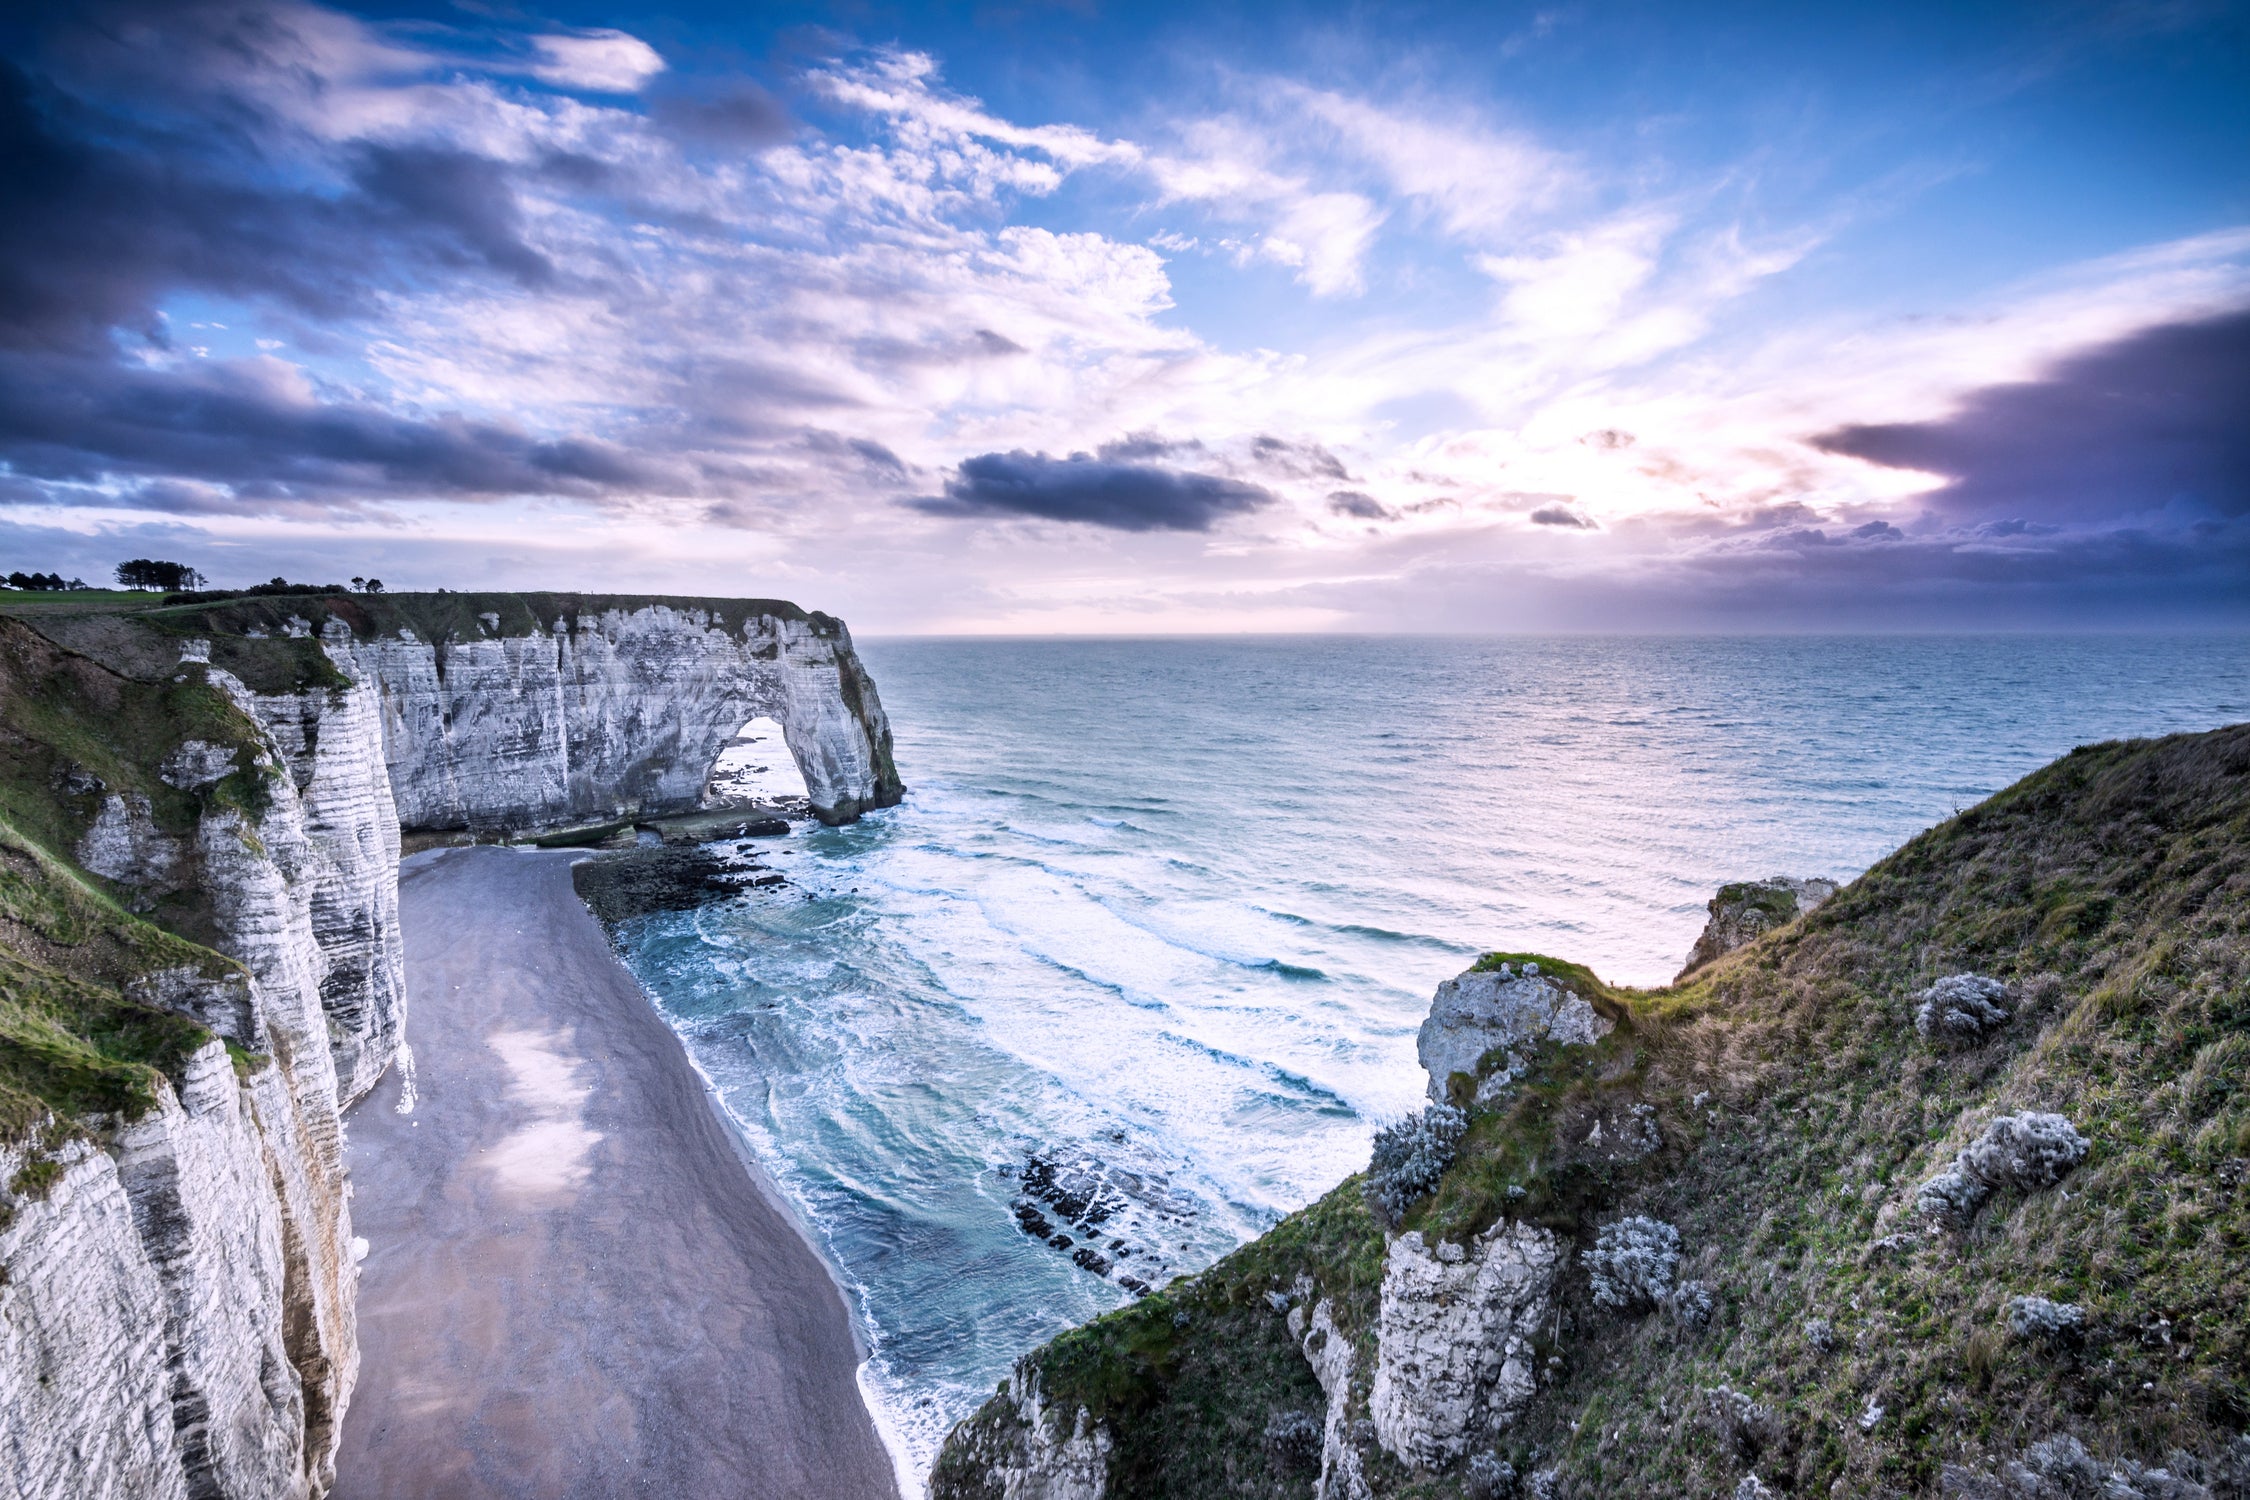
[334,845,899,1500]
[658,1028,930,1498]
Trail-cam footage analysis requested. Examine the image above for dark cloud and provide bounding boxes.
[1816,309,2250,524]
[1328,490,1395,520]
[351,145,554,288]
[910,450,1274,531]
[1529,503,1595,528]
[0,350,675,509]
[649,83,793,148]
[1095,431,1206,462]
[800,429,911,478]
[0,59,359,350]
[1251,433,1351,481]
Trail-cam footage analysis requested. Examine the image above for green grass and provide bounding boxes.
[935,725,2250,1497]
[0,816,241,1156]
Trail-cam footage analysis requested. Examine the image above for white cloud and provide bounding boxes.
[1477,212,1673,337]
[29,2,2250,632]
[1275,84,1571,244]
[1146,120,1387,297]
[528,31,667,94]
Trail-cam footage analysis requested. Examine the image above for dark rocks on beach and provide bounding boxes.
[1023,1154,1125,1228]
[1011,1150,1173,1290]
[570,839,798,929]
[572,845,743,926]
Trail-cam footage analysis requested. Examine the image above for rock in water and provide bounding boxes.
[1677,876,1836,979]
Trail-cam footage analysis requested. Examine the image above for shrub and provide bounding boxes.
[1366,1103,1467,1227]
[1466,1451,1518,1499]
[1262,1409,1320,1472]
[1703,1385,1779,1465]
[1918,1112,2090,1226]
[1666,1278,1715,1328]
[2006,1295,2086,1346]
[1584,1215,1682,1312]
[1916,973,2012,1043]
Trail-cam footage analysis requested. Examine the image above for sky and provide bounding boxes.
[0,0,2245,632]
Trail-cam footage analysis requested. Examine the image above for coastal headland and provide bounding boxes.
[0,590,903,1498]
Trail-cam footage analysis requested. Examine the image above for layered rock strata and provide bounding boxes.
[36,659,376,1497]
[326,604,900,830]
[1,593,898,1500]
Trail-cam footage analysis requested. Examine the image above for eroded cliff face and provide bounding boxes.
[18,657,378,1497]
[325,603,901,830]
[1,593,900,1500]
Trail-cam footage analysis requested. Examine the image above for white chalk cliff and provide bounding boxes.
[326,602,900,830]
[0,595,899,1499]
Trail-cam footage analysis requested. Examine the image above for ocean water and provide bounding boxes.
[609,634,2249,1482]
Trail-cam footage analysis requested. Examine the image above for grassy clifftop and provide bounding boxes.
[0,589,845,696]
[0,615,268,1192]
[935,724,2250,1497]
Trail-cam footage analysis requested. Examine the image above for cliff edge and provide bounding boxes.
[0,590,902,1499]
[932,725,2250,1500]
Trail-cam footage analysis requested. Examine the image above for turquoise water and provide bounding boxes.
[609,634,2249,1478]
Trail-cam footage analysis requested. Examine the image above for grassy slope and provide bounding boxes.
[934,725,2250,1497]
[0,821,232,1159]
[0,615,267,1216]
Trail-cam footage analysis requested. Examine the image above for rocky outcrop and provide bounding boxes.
[238,671,405,1105]
[0,1139,187,1500]
[1417,961,1611,1103]
[46,660,373,1495]
[1677,876,1836,979]
[928,1365,1112,1500]
[1368,1224,1562,1470]
[1292,1297,1373,1500]
[326,604,900,830]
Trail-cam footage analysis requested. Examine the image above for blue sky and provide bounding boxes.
[0,0,2244,629]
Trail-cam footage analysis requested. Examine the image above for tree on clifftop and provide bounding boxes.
[115,559,205,591]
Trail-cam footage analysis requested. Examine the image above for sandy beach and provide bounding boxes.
[333,846,899,1500]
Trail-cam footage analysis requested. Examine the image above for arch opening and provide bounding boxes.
[704,715,812,810]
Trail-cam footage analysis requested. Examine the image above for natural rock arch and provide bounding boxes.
[325,599,903,830]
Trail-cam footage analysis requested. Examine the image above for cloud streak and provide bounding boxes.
[913,450,1274,531]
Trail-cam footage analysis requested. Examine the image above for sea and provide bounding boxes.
[609,634,2250,1486]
